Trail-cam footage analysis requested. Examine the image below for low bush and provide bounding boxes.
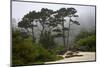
[50,45,65,55]
[12,31,63,65]
[76,35,96,51]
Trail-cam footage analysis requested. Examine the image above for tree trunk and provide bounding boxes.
[40,24,44,38]
[31,26,35,43]
[62,21,66,47]
[66,17,71,52]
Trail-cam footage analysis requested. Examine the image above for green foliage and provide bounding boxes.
[76,35,96,51]
[75,29,95,42]
[13,7,80,65]
[53,28,62,32]
[12,31,36,65]
[12,31,63,65]
[70,19,80,25]
[39,31,57,49]
[67,8,77,15]
[74,29,96,51]
[51,45,65,55]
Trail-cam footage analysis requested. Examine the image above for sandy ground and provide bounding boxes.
[45,52,96,64]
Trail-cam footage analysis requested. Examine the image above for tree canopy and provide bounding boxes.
[18,7,80,51]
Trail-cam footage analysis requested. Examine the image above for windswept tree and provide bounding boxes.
[54,8,68,47]
[18,8,57,49]
[52,7,80,52]
[18,7,80,52]
[38,8,54,36]
[18,11,38,42]
[38,8,58,49]
[66,7,80,51]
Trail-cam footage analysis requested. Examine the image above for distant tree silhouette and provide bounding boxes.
[18,11,38,42]
[18,7,80,52]
[66,8,80,51]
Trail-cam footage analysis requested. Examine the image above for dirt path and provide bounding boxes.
[45,52,96,64]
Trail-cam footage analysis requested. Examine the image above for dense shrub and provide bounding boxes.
[39,31,57,50]
[12,31,63,65]
[74,29,96,52]
[76,35,96,51]
[75,29,95,42]
[12,32,37,65]
[50,45,65,55]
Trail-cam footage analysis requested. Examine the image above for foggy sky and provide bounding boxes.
[12,1,96,45]
[12,1,96,31]
[12,1,95,24]
[12,1,96,32]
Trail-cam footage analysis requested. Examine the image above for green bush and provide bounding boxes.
[12,35,38,65]
[39,31,57,50]
[76,35,96,51]
[75,29,95,42]
[50,45,65,55]
[12,31,63,65]
[74,29,96,52]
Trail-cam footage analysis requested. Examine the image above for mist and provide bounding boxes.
[12,1,95,45]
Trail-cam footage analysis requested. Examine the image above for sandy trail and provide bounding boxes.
[45,52,96,64]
